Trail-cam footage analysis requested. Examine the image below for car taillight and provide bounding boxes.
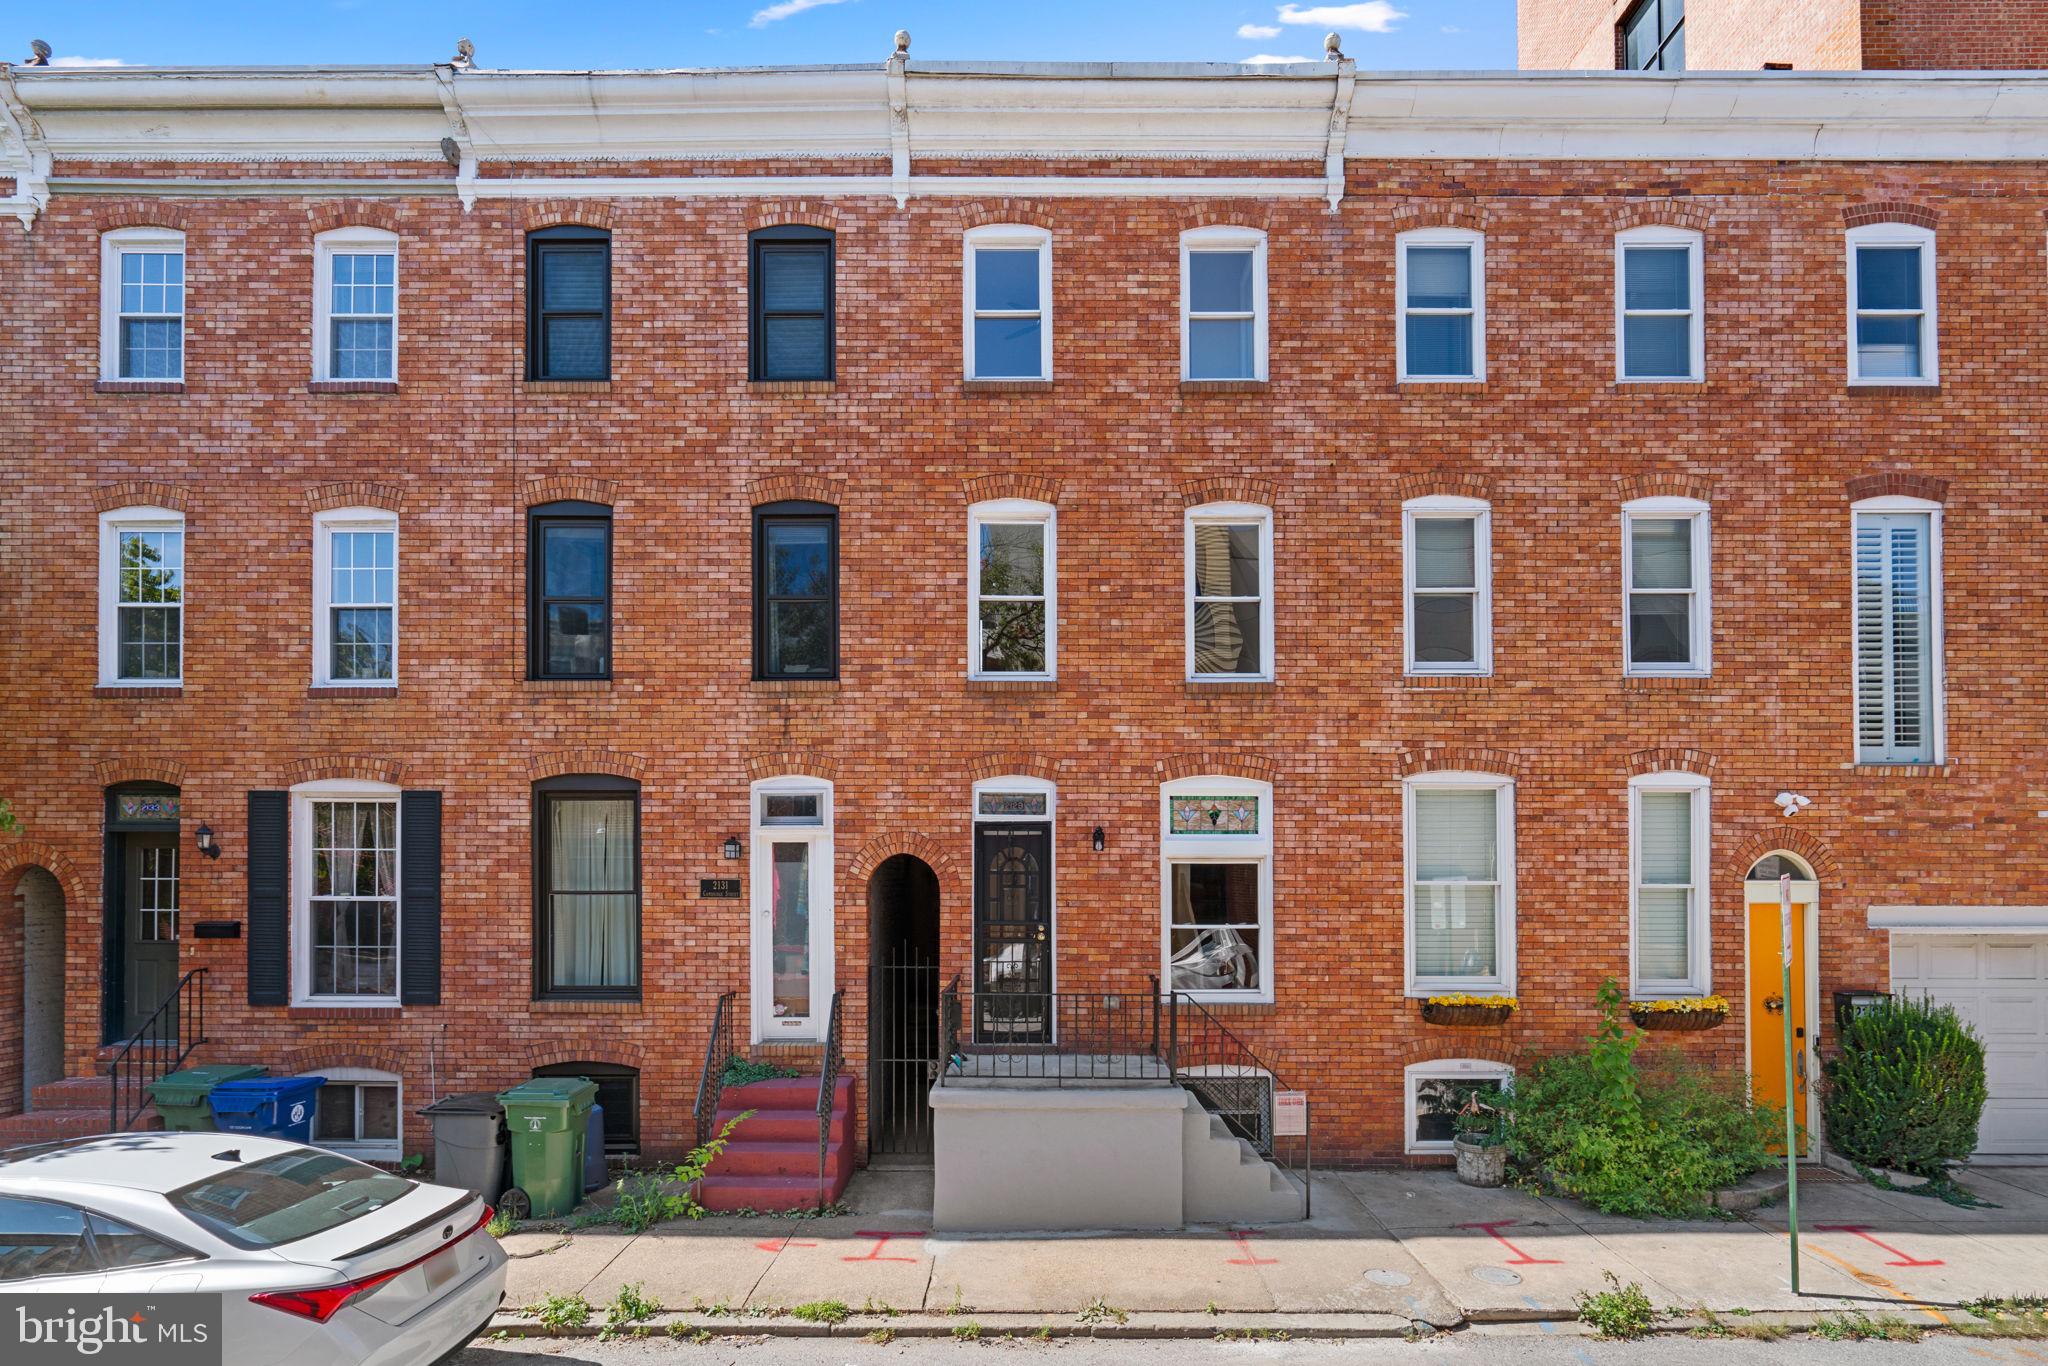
[251,1204,494,1322]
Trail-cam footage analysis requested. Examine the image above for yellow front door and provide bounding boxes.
[1747,896,1809,1153]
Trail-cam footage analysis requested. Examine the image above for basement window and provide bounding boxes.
[1405,1059,1513,1155]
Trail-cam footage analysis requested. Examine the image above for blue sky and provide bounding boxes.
[22,1,1516,71]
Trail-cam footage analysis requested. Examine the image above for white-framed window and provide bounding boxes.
[964,224,1052,381]
[1403,496,1491,676]
[314,1066,402,1162]
[312,508,398,687]
[1630,772,1711,997]
[99,227,186,382]
[313,227,398,381]
[1404,1058,1513,1155]
[750,776,835,1041]
[1622,497,1711,676]
[1396,228,1484,382]
[1404,772,1515,996]
[97,506,185,686]
[292,779,401,1005]
[1160,776,1273,1005]
[1180,226,1267,382]
[1185,502,1273,682]
[968,498,1055,679]
[1846,223,1937,385]
[1852,496,1944,765]
[1615,226,1703,382]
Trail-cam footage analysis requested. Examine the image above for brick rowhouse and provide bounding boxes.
[2,46,2046,1170]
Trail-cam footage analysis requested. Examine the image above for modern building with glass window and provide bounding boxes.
[4,29,2047,1207]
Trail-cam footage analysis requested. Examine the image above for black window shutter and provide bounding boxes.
[400,790,443,1005]
[246,790,289,1006]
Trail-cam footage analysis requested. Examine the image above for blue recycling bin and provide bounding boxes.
[208,1076,327,1143]
[583,1104,607,1192]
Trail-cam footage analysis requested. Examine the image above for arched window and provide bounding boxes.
[1746,852,1815,882]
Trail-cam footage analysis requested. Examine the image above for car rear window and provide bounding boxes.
[166,1149,414,1250]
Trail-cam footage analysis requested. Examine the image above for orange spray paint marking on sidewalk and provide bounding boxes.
[843,1230,924,1263]
[1456,1220,1563,1266]
[755,1235,817,1253]
[1813,1224,1945,1267]
[1225,1230,1278,1266]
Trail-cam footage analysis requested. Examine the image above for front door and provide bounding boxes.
[1746,880,1815,1153]
[122,833,180,1039]
[749,785,835,1043]
[974,824,1051,1044]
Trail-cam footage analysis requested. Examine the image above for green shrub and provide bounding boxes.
[721,1055,799,1087]
[1506,980,1780,1217]
[1822,996,1987,1178]
[1575,1272,1657,1340]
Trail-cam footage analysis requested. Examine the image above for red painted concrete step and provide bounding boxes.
[697,1172,852,1213]
[717,1139,855,1179]
[31,1076,115,1111]
[697,1074,857,1211]
[719,1075,855,1112]
[0,1107,162,1147]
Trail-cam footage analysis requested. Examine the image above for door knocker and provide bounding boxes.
[1763,994,1786,1015]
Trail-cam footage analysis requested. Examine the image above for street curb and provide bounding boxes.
[487,1310,1423,1341]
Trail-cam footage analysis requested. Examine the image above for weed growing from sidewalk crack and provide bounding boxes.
[790,1300,851,1325]
[865,1328,896,1344]
[860,1296,898,1318]
[1812,1312,1924,1342]
[936,1284,969,1316]
[485,1209,517,1239]
[1215,1328,1290,1342]
[667,1324,714,1345]
[1033,1325,1053,1341]
[1077,1297,1127,1326]
[1961,1293,2048,1337]
[1204,1300,1220,1316]
[1574,1271,1657,1340]
[953,1319,983,1341]
[528,1292,593,1333]
[1688,1309,1785,1341]
[598,1283,659,1341]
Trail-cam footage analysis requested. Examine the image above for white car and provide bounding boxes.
[0,1131,506,1366]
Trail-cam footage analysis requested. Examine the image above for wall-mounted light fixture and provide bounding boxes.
[195,823,221,859]
[1091,826,1106,853]
[722,835,744,860]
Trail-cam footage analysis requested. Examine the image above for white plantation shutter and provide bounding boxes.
[1636,790,1693,984]
[1854,513,1934,763]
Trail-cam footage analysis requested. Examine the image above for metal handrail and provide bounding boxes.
[1171,991,1312,1218]
[935,979,1170,1086]
[692,991,735,1148]
[815,988,845,1209]
[107,968,208,1132]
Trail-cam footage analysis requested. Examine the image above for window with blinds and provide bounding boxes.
[1408,782,1511,990]
[1186,505,1271,681]
[1854,511,1936,764]
[1397,229,1485,382]
[1633,785,1701,992]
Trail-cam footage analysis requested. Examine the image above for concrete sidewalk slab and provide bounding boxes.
[1773,1218,2007,1307]
[1234,1180,1463,1325]
[580,1227,780,1309]
[1391,1220,1675,1320]
[1336,1170,1563,1233]
[747,1227,935,1313]
[499,1230,631,1306]
[927,1232,1277,1314]
[1970,1166,2048,1199]
[1583,1219,1869,1312]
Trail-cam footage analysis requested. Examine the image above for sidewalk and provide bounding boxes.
[491,1163,2048,1337]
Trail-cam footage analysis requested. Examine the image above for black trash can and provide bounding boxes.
[422,1091,509,1205]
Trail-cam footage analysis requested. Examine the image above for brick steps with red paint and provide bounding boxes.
[30,1076,116,1111]
[700,1074,856,1210]
[715,1138,855,1179]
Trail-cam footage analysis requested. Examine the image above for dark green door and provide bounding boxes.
[121,833,179,1039]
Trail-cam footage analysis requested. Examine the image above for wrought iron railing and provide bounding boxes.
[692,991,735,1148]
[107,968,208,1132]
[1170,992,1312,1219]
[815,988,845,1209]
[935,977,1170,1086]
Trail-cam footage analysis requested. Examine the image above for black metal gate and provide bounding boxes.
[868,946,939,1156]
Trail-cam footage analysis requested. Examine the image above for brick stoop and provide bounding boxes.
[700,1075,856,1212]
[0,1075,162,1149]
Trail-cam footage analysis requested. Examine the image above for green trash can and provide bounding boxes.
[148,1064,268,1132]
[497,1077,597,1218]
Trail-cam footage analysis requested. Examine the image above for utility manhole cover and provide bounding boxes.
[1363,1269,1412,1287]
[1468,1266,1523,1287]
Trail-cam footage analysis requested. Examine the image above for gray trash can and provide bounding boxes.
[422,1092,509,1205]
[584,1103,607,1193]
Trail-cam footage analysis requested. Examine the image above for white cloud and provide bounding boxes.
[1241,53,1316,64]
[49,56,127,68]
[1275,2,1407,32]
[750,0,855,27]
[1236,23,1282,38]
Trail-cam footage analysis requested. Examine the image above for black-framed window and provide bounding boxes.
[526,226,611,381]
[749,226,835,382]
[752,501,838,681]
[1620,0,1684,70]
[534,1062,639,1156]
[534,775,641,1000]
[527,501,612,680]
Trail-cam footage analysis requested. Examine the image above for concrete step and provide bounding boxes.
[714,1106,853,1144]
[721,1075,855,1111]
[719,1139,854,1179]
[697,1170,852,1213]
[0,1107,162,1148]
[1181,1095,1302,1225]
[30,1076,113,1110]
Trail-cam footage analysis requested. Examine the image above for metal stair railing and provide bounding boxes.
[106,968,208,1132]
[692,991,735,1148]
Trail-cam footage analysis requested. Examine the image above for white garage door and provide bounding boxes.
[1889,935,2048,1158]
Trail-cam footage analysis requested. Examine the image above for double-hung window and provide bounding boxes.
[1847,224,1937,385]
[535,775,641,999]
[1615,227,1702,382]
[964,225,1052,381]
[528,502,612,680]
[969,499,1055,679]
[1186,503,1272,682]
[749,226,835,382]
[1181,227,1267,381]
[1619,0,1684,69]
[1405,773,1515,995]
[314,228,398,382]
[1397,229,1484,382]
[294,781,400,1004]
[1403,497,1491,675]
[1161,777,1273,1005]
[1630,773,1710,997]
[527,226,611,381]
[313,509,398,687]
[1853,498,1942,764]
[1622,498,1710,676]
[98,507,185,686]
[100,227,186,382]
[753,502,838,681]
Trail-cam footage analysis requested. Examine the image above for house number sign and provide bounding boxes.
[700,878,742,899]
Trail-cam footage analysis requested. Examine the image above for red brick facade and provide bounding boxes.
[1519,0,2046,70]
[2,65,2046,1165]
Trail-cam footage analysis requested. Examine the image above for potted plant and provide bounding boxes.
[1424,1081,1511,1187]
[1421,993,1518,1027]
[1628,995,1730,1032]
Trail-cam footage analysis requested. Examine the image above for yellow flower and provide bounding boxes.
[1629,996,1729,1013]
[1425,993,1518,1010]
